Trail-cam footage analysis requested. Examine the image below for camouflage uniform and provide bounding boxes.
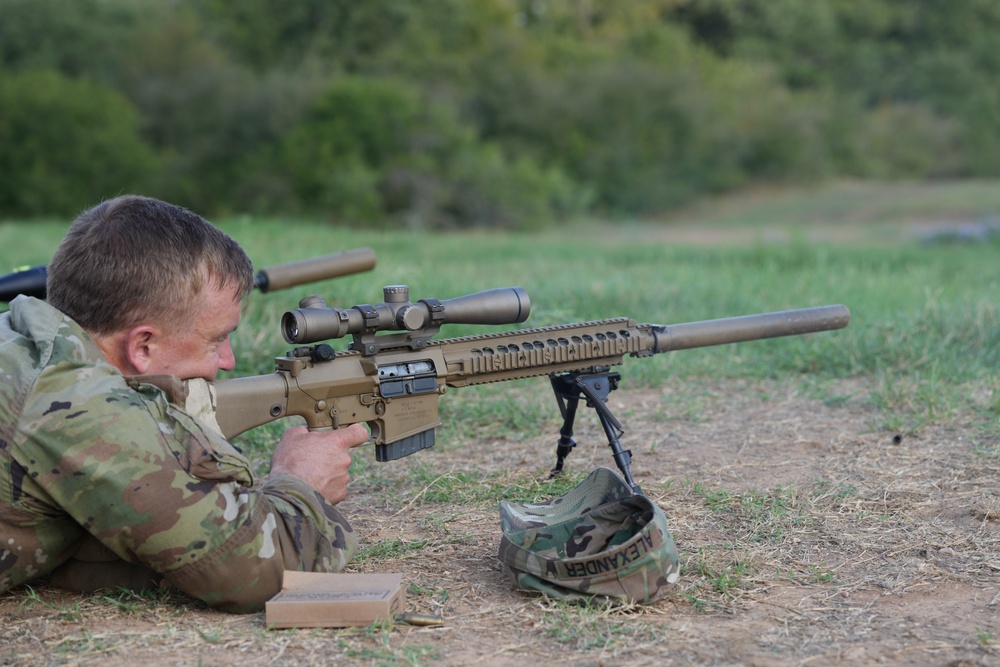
[0,297,357,612]
[498,467,680,603]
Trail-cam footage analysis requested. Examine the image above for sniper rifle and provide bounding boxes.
[212,285,850,494]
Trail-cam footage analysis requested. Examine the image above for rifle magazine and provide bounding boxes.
[376,429,436,461]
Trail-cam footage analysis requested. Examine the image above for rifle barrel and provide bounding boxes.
[651,305,850,352]
[254,248,377,292]
[1,248,378,302]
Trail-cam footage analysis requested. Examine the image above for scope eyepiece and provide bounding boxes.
[282,317,301,344]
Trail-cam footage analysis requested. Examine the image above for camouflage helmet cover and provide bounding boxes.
[498,467,680,603]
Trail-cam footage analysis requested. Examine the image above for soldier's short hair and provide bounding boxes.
[47,195,254,336]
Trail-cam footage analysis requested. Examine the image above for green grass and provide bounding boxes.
[3,181,999,447]
[220,222,1000,433]
[355,534,472,563]
[207,211,1000,385]
[667,179,1000,227]
[211,227,999,386]
[537,598,663,652]
[385,462,589,505]
[2,183,999,663]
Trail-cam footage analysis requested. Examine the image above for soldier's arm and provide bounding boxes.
[20,377,359,612]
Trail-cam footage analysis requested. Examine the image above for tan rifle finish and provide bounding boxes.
[213,305,850,450]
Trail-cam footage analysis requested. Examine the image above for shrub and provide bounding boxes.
[0,69,160,217]
[280,76,587,228]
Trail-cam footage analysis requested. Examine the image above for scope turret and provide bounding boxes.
[282,285,531,354]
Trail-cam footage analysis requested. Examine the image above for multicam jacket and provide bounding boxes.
[0,297,357,612]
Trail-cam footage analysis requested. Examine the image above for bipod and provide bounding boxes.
[548,366,643,495]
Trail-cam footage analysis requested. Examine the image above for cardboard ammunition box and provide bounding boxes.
[266,571,405,629]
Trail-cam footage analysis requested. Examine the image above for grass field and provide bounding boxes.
[1,180,999,665]
[7,180,993,434]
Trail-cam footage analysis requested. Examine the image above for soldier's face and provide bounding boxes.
[146,282,243,381]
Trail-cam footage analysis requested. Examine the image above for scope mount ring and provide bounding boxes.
[350,326,442,356]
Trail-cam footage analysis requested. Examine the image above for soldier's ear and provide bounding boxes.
[123,325,159,375]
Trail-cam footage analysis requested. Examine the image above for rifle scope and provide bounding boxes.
[282,285,531,345]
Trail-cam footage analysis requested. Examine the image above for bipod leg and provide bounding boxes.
[548,374,580,479]
[549,369,643,496]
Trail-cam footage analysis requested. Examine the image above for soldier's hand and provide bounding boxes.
[268,423,369,504]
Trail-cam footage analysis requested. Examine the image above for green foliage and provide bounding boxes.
[2,0,1000,219]
[109,10,329,215]
[668,0,1000,178]
[199,0,417,72]
[280,76,586,228]
[0,69,160,217]
[0,0,147,81]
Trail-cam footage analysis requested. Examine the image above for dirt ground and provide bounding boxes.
[2,376,998,666]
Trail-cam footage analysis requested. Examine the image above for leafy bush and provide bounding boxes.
[0,69,160,217]
[467,49,838,214]
[280,76,587,229]
[3,0,1000,220]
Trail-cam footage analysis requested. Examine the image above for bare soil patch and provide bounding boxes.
[3,378,999,666]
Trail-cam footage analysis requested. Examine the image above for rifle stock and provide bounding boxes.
[212,289,849,492]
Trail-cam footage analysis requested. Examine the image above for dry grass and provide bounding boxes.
[3,377,999,666]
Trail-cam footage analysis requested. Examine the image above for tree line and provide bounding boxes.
[2,0,998,228]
